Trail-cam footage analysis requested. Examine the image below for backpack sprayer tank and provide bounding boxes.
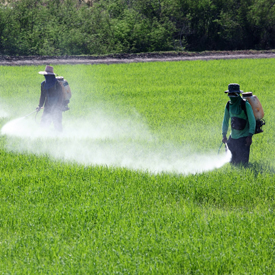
[56,76,72,111]
[242,92,265,134]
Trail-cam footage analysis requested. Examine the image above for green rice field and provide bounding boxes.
[0,58,275,274]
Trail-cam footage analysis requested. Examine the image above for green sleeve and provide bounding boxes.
[222,105,229,137]
[39,82,46,108]
[245,102,256,136]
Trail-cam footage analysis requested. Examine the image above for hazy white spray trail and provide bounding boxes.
[1,113,230,175]
[0,101,9,118]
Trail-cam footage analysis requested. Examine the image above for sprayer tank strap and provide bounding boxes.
[226,99,247,117]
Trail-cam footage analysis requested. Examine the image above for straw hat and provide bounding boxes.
[38,65,56,75]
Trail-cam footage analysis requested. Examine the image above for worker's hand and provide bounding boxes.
[245,136,252,146]
[222,136,227,144]
[36,106,41,112]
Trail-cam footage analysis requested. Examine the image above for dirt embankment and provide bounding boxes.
[1,50,275,65]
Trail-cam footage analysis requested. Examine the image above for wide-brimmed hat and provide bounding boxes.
[38,65,56,75]
[224,83,243,94]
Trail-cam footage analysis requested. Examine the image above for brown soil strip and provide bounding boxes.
[1,51,275,65]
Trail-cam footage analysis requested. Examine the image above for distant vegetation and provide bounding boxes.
[1,0,275,56]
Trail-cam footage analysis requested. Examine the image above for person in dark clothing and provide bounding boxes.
[36,65,64,132]
[222,83,256,165]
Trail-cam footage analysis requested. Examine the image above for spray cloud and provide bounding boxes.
[0,100,9,118]
[1,110,230,175]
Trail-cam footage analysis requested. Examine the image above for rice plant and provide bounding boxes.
[0,59,275,274]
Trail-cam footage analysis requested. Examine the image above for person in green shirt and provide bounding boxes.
[222,83,256,165]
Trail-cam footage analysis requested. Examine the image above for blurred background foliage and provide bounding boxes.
[1,0,275,56]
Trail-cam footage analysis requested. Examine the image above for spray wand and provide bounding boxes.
[18,107,43,119]
[20,107,43,120]
[218,141,228,154]
[35,107,43,122]
[22,110,38,118]
[225,143,229,152]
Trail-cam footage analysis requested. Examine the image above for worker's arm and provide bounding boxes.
[222,104,229,142]
[38,82,46,109]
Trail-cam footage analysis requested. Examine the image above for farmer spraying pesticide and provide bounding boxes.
[36,65,71,132]
[222,83,258,166]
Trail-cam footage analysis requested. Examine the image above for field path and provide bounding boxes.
[1,51,275,65]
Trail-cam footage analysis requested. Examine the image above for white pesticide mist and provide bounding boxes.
[1,111,231,175]
[0,101,9,118]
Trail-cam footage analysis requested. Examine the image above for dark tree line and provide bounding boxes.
[0,0,275,56]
